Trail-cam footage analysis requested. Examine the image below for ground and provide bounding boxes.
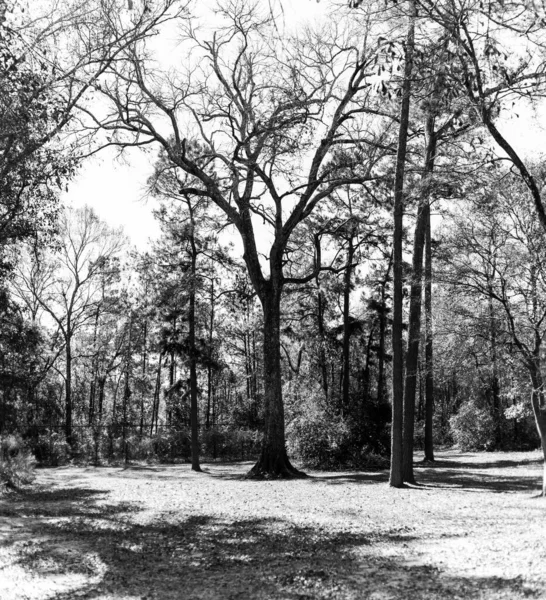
[1,450,545,600]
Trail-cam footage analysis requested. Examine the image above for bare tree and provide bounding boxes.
[83,1,395,476]
[15,206,125,446]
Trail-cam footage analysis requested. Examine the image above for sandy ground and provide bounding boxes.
[0,449,545,599]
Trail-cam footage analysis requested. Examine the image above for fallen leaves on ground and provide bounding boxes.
[0,450,545,599]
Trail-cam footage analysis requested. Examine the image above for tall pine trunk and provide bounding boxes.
[188,211,201,472]
[402,105,438,483]
[390,0,416,488]
[423,203,435,462]
[65,324,73,448]
[341,236,355,414]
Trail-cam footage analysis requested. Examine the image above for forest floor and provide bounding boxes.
[0,450,545,600]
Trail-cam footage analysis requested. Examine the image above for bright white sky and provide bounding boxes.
[64,0,546,250]
[65,0,332,250]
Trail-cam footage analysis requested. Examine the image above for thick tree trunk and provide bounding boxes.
[424,203,435,462]
[390,0,416,488]
[529,360,546,496]
[247,288,305,479]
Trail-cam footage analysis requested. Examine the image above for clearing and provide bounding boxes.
[1,450,545,600]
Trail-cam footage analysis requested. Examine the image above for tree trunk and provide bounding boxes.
[529,359,546,496]
[65,326,73,448]
[390,0,416,488]
[316,280,329,402]
[247,288,305,478]
[188,212,202,472]
[341,236,355,414]
[402,94,438,483]
[402,198,428,484]
[424,203,435,462]
[377,254,392,405]
[206,275,214,429]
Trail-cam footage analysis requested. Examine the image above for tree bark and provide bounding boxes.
[188,207,202,472]
[529,359,546,496]
[341,235,355,414]
[424,203,435,462]
[377,254,392,406]
[402,96,438,482]
[390,0,416,488]
[247,287,305,478]
[316,280,329,402]
[65,324,73,448]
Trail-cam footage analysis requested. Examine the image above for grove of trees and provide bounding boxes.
[2,0,546,494]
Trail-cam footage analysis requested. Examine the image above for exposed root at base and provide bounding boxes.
[245,456,307,480]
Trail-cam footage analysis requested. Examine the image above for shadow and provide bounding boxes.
[4,504,541,600]
[423,457,543,470]
[304,471,390,485]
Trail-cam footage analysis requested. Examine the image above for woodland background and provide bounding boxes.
[1,0,545,486]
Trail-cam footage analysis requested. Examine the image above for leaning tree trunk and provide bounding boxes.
[529,359,546,496]
[247,286,305,479]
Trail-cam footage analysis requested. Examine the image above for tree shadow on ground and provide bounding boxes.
[1,482,542,600]
[305,453,542,494]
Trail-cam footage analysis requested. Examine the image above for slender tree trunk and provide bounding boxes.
[206,276,214,429]
[424,203,435,461]
[188,211,202,472]
[247,286,305,478]
[487,286,501,448]
[402,198,428,483]
[65,326,73,448]
[316,280,329,402]
[377,254,392,405]
[123,316,133,464]
[528,358,546,496]
[402,95,438,483]
[341,236,355,414]
[390,0,416,488]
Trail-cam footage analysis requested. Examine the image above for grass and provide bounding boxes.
[0,449,545,599]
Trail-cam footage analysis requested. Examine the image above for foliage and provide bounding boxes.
[0,434,35,488]
[450,402,496,451]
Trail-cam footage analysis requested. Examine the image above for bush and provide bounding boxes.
[450,402,496,451]
[201,427,261,460]
[0,434,35,489]
[32,431,70,466]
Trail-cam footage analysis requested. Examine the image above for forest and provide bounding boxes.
[1,0,546,495]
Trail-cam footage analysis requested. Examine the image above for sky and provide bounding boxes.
[65,0,331,250]
[63,0,546,251]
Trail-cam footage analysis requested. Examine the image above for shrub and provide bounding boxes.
[287,412,353,469]
[33,431,70,466]
[201,427,261,460]
[0,434,35,489]
[450,402,496,451]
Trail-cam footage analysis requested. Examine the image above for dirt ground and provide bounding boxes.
[0,449,545,600]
